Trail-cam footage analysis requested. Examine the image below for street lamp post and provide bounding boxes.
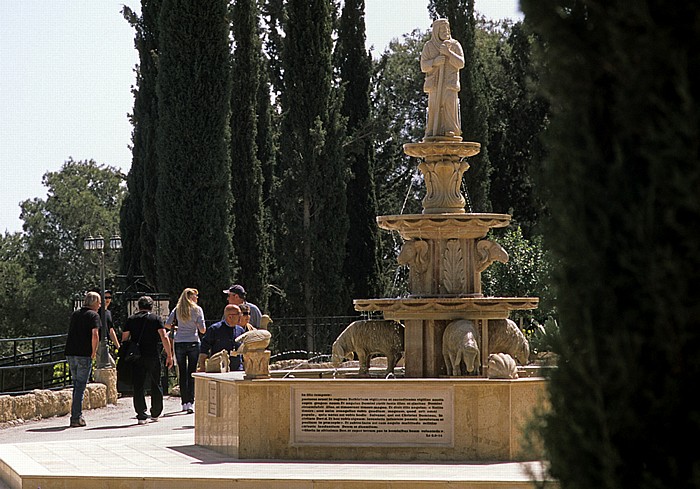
[84,234,122,369]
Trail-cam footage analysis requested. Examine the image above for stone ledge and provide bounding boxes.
[0,383,107,425]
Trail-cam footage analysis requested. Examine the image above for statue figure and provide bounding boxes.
[421,18,465,140]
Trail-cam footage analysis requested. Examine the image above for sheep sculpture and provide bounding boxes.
[488,319,530,365]
[205,349,230,373]
[331,320,405,377]
[442,319,481,376]
[442,318,530,377]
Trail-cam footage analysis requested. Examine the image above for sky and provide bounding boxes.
[0,0,523,235]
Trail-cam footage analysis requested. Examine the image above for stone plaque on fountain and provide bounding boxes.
[291,386,454,447]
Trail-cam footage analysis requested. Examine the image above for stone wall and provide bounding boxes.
[0,383,107,424]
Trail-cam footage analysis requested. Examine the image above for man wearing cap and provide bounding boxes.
[223,284,262,328]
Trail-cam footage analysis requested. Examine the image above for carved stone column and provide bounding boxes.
[404,141,480,214]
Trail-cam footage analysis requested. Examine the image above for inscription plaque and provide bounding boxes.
[208,380,219,417]
[291,387,453,446]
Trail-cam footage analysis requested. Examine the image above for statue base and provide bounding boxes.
[243,350,271,380]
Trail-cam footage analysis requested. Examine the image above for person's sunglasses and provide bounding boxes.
[241,312,250,316]
[105,296,112,300]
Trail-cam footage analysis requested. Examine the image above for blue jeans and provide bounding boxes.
[67,355,92,422]
[175,342,199,405]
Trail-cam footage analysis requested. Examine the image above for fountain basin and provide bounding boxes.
[378,213,511,238]
[193,373,547,462]
[354,296,539,320]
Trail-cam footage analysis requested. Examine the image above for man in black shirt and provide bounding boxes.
[122,296,173,424]
[65,291,101,427]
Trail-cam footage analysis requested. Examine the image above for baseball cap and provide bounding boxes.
[223,284,246,296]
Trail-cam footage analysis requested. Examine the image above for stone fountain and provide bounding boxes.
[192,19,546,463]
[354,21,538,377]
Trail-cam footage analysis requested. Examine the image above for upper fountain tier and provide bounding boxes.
[403,141,487,215]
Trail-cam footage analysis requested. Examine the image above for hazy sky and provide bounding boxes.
[0,0,522,234]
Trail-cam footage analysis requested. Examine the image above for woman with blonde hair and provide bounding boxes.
[166,288,205,414]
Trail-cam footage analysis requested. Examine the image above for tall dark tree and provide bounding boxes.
[429,0,492,211]
[277,0,348,349]
[336,0,383,306]
[521,1,700,488]
[260,0,285,98]
[230,0,271,312]
[120,0,161,286]
[488,22,548,236]
[156,0,233,316]
[255,33,279,313]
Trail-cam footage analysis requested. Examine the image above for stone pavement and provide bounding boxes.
[0,395,554,489]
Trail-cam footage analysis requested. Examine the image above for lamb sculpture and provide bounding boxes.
[205,349,231,373]
[331,319,405,376]
[488,319,530,365]
[442,319,481,376]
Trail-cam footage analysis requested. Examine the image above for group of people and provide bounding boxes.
[164,284,260,415]
[64,283,262,427]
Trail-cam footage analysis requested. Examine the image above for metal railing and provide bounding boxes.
[0,334,68,367]
[0,360,71,395]
[0,315,373,394]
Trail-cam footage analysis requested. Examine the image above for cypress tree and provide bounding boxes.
[278,0,348,347]
[429,0,492,211]
[488,22,548,236]
[121,0,161,287]
[156,0,233,316]
[230,0,271,311]
[336,0,383,305]
[521,1,700,488]
[255,33,278,313]
[260,0,285,99]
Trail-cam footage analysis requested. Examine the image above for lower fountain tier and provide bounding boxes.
[377,213,511,240]
[354,296,539,320]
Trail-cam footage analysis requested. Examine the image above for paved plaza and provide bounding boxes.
[0,395,551,489]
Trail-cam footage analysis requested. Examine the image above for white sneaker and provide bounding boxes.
[182,404,188,412]
[187,402,194,414]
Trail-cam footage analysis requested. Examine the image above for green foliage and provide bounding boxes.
[0,232,36,338]
[276,0,349,320]
[371,30,427,294]
[522,1,700,488]
[482,226,555,323]
[17,159,125,334]
[487,21,549,237]
[230,0,272,312]
[155,0,233,316]
[337,0,383,306]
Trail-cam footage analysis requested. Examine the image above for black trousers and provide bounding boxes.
[132,354,163,420]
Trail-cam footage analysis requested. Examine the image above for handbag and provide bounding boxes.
[120,339,141,363]
[119,318,146,363]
